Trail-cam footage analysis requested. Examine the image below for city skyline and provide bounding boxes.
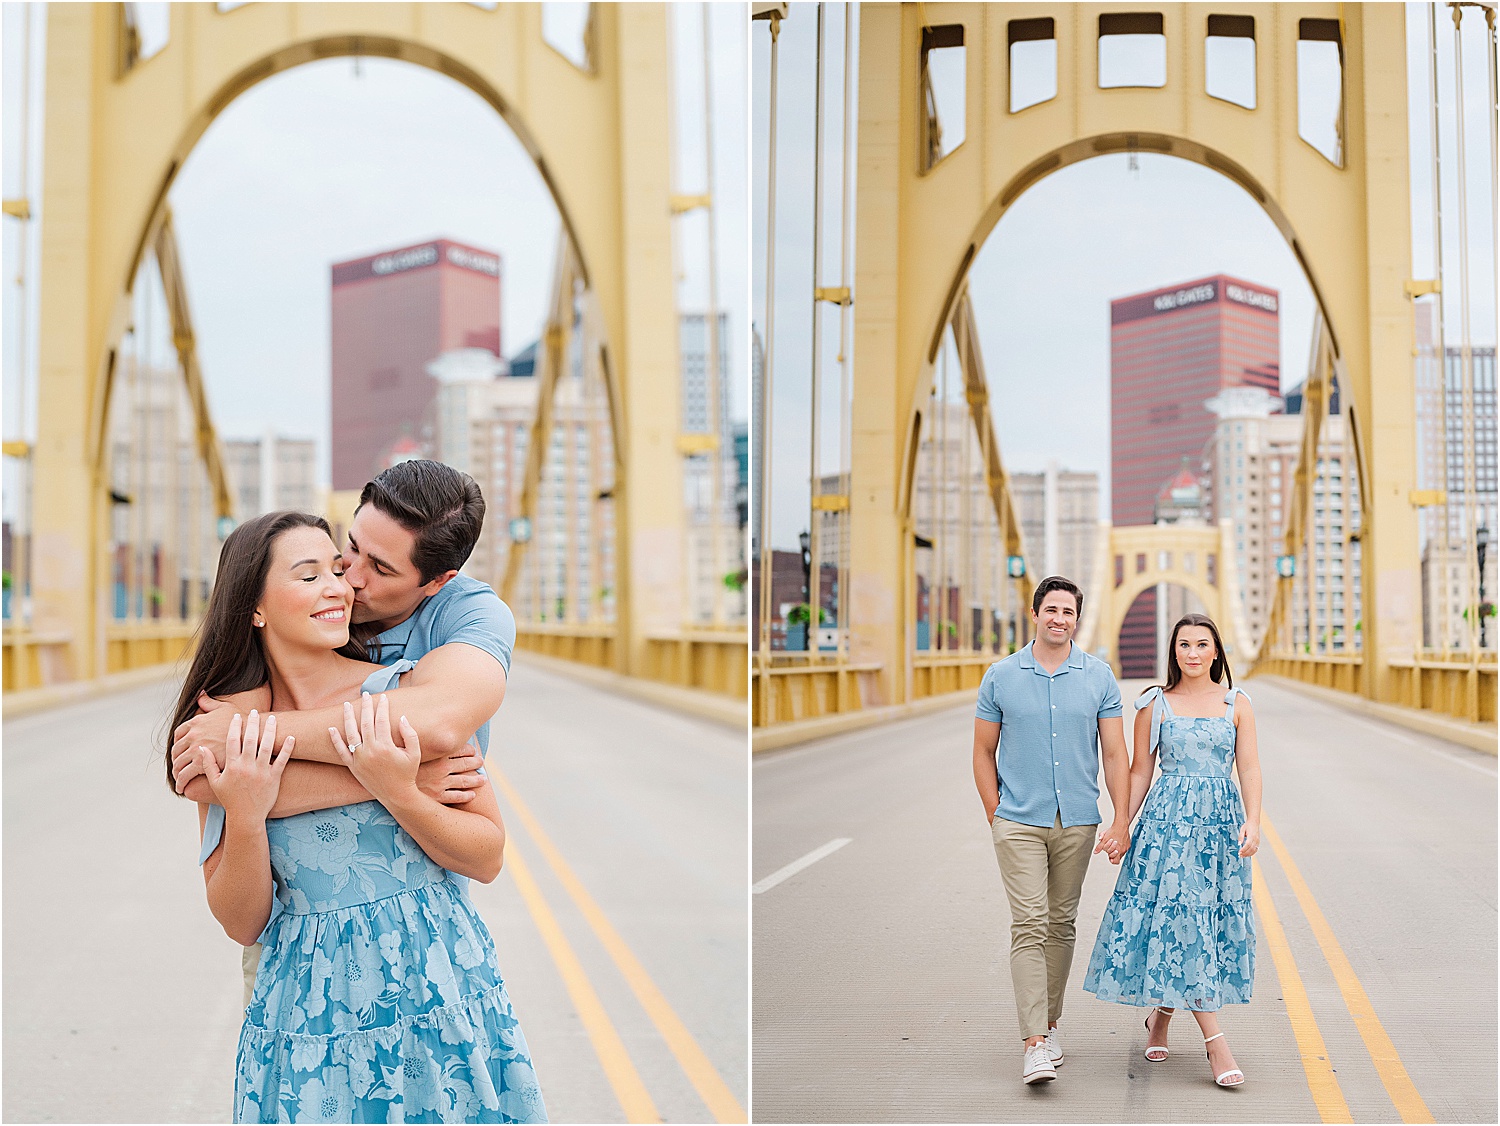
[753,4,1497,553]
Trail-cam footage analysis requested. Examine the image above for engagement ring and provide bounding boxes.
[347,739,363,753]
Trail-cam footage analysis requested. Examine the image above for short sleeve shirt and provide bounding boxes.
[975,641,1124,828]
[365,574,516,756]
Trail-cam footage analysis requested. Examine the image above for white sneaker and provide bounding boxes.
[1043,1027,1063,1066]
[1023,1043,1057,1084]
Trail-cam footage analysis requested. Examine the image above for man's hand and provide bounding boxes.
[172,693,239,792]
[1094,820,1131,865]
[416,746,487,806]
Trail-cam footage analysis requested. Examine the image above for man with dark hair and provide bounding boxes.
[172,459,516,1001]
[971,574,1131,1085]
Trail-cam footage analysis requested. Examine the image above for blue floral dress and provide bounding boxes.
[1082,686,1256,1011]
[199,662,546,1123]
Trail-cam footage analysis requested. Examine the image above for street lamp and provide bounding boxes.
[1478,523,1490,649]
[798,530,812,651]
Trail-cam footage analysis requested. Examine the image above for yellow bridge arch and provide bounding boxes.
[845,2,1417,710]
[30,3,687,685]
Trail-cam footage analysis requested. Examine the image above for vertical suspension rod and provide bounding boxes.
[701,1,726,629]
[756,9,783,707]
[1429,2,1454,654]
[807,2,826,654]
[1451,3,1479,657]
[836,1,854,661]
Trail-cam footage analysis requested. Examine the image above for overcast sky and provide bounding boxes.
[1,3,746,504]
[753,2,1497,551]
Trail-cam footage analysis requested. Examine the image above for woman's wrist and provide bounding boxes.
[373,778,426,814]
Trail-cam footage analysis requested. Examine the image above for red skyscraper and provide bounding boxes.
[330,238,502,489]
[1110,274,1280,677]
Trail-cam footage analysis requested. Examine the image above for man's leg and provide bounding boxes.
[1042,814,1097,1027]
[992,817,1051,1045]
[241,943,261,1010]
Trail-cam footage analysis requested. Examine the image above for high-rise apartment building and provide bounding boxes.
[107,363,222,621]
[330,238,502,490]
[1203,380,1359,657]
[1011,463,1100,590]
[223,432,318,520]
[1111,274,1280,676]
[1204,386,1296,656]
[422,339,616,625]
[911,399,1016,651]
[1413,303,1497,547]
[681,312,745,623]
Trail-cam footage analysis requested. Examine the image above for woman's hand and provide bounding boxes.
[1238,820,1261,858]
[330,693,422,806]
[199,709,293,822]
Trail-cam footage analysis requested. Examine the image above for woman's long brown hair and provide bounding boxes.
[1140,612,1234,697]
[165,511,365,789]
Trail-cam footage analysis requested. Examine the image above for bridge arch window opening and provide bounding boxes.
[753,2,857,674]
[919,22,966,171]
[1007,17,1057,114]
[669,2,749,630]
[1204,14,1256,110]
[1097,12,1167,90]
[118,2,170,75]
[1296,18,1345,167]
[542,3,595,74]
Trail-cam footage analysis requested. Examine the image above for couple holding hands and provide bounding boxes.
[973,575,1262,1089]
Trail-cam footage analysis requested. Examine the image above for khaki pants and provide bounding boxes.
[991,812,1096,1041]
[242,943,260,1010]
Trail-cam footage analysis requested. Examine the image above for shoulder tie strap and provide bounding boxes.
[1224,686,1251,719]
[1134,686,1165,755]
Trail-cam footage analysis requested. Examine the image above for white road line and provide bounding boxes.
[753,838,852,894]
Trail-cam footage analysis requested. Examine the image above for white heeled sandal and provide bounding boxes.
[1204,1032,1244,1087]
[1142,1008,1170,1062]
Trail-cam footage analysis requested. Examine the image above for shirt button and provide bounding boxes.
[1052,705,1056,709]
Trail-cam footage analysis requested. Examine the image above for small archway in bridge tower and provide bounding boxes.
[30,3,689,686]
[1104,577,1216,683]
[848,2,1415,712]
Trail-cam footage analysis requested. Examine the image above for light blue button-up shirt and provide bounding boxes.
[975,641,1123,828]
[365,573,515,755]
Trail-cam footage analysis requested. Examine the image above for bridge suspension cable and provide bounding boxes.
[753,3,780,717]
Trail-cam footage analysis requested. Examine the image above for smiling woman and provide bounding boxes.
[170,509,546,1122]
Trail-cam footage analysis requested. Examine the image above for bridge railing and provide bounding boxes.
[1388,651,1497,724]
[911,651,999,700]
[752,655,882,726]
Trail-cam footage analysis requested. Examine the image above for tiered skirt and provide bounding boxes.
[1082,773,1256,1011]
[234,880,546,1123]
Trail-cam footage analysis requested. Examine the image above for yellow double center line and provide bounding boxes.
[1256,814,1434,1123]
[494,768,748,1124]
[1261,815,1434,1123]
